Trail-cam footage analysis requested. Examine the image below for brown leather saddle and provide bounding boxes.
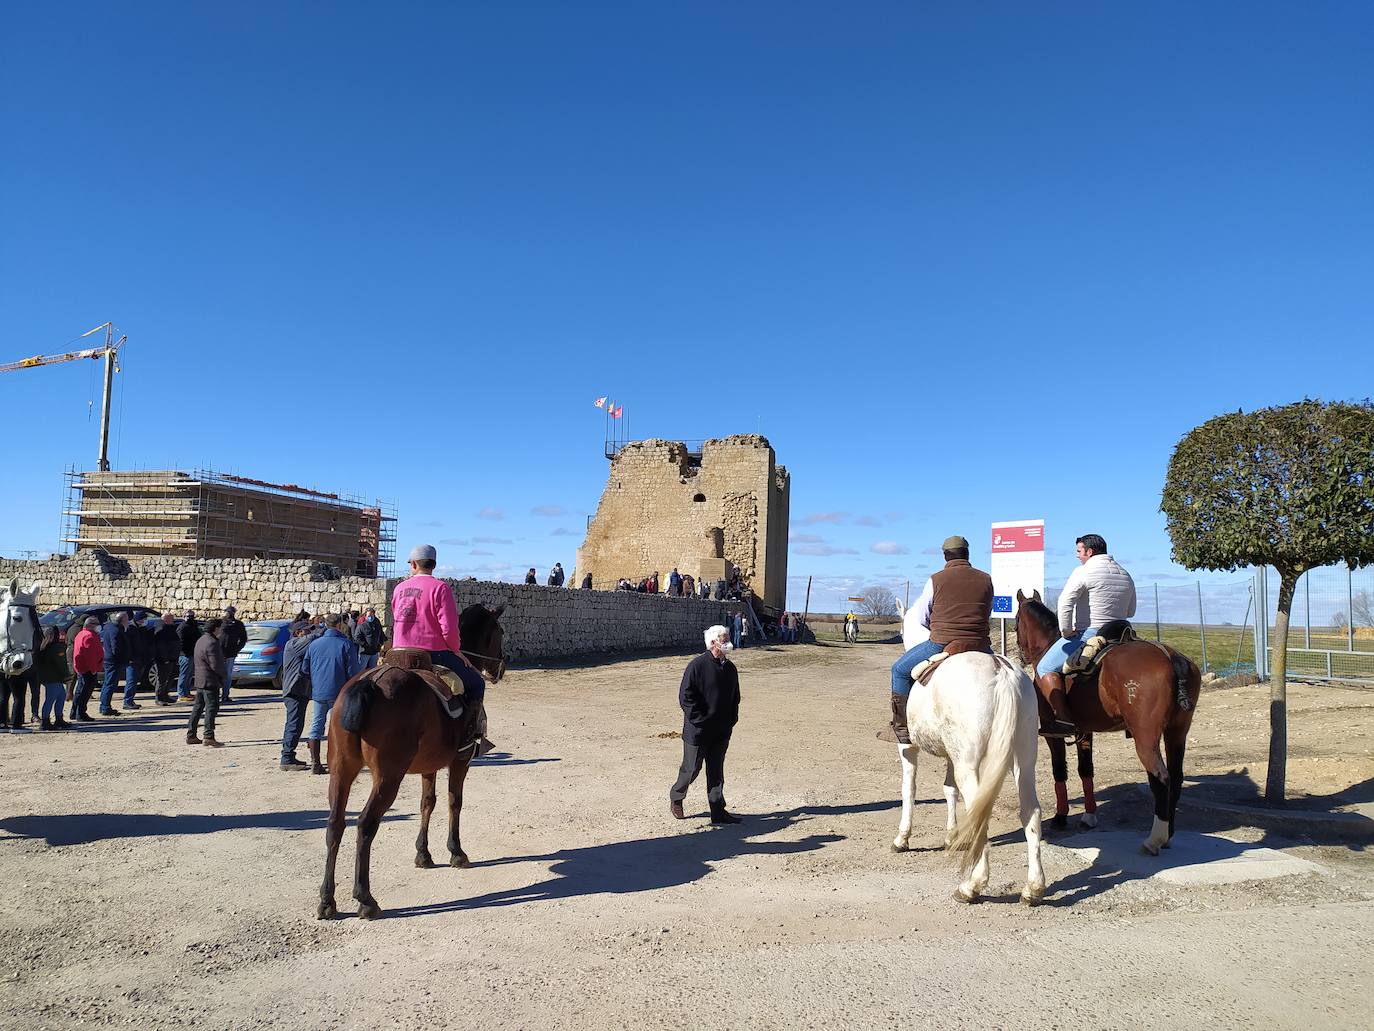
[1062,620,1138,681]
[362,647,465,717]
[910,641,1004,687]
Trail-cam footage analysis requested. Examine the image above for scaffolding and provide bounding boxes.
[61,468,397,577]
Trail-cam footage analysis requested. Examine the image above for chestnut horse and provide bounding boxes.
[317,604,506,920]
[1014,591,1201,854]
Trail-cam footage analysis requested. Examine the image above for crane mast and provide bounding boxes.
[0,322,126,470]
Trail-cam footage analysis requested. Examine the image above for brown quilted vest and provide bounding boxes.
[928,559,994,649]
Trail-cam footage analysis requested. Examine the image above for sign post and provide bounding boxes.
[990,520,1045,642]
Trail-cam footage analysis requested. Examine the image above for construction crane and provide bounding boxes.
[0,322,126,471]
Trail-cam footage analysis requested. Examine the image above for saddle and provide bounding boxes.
[1062,620,1137,678]
[364,647,466,719]
[909,641,999,687]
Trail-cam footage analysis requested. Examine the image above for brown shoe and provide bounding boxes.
[670,801,685,820]
[186,732,201,745]
[308,739,327,775]
[876,693,911,745]
[203,735,225,748]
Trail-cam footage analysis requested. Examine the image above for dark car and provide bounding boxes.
[40,603,162,632]
[233,620,292,690]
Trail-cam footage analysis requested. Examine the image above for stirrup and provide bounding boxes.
[1039,719,1078,739]
[445,695,465,718]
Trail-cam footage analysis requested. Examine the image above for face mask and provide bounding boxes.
[719,641,734,653]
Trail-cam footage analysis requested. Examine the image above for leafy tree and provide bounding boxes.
[1161,400,1374,803]
[857,585,898,618]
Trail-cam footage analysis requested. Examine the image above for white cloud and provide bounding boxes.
[871,541,910,556]
[794,543,859,557]
[802,512,848,525]
[477,506,504,520]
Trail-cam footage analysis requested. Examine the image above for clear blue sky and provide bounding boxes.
[3,3,1370,617]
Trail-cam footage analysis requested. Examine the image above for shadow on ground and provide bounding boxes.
[386,800,896,918]
[0,809,408,847]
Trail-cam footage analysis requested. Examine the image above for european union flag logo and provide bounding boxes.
[992,595,1013,614]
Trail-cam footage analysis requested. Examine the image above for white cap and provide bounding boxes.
[409,544,438,562]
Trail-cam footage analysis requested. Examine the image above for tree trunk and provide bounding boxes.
[1265,572,1298,804]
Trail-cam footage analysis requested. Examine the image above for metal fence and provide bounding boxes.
[1041,565,1374,684]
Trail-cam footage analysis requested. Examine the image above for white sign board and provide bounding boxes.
[990,519,1044,619]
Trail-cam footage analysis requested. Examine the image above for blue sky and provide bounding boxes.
[2,3,1371,617]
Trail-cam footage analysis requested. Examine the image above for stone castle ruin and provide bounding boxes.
[575,435,790,610]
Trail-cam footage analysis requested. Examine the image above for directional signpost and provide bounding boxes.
[991,519,1045,652]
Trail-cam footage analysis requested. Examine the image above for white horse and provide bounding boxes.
[844,618,858,643]
[1,578,43,677]
[890,601,1045,904]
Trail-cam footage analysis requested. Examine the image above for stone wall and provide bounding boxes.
[575,435,790,610]
[0,553,742,663]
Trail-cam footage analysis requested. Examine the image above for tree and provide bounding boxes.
[1353,589,1374,629]
[1332,612,1349,634]
[1161,400,1374,803]
[857,585,898,618]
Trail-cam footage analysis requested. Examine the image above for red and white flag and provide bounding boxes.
[611,405,623,418]
[594,396,608,408]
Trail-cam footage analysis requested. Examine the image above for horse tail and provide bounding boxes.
[946,658,1020,871]
[338,674,376,735]
[1169,648,1199,714]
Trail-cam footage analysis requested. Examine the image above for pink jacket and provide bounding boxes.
[391,574,461,654]
[73,628,104,674]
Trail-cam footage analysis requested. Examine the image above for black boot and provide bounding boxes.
[709,804,742,825]
[308,739,327,775]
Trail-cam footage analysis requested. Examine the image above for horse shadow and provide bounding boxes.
[0,809,409,847]
[471,750,561,768]
[386,800,896,919]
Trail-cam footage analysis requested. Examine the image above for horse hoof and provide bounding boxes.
[1079,813,1098,830]
[891,841,909,853]
[357,901,383,921]
[415,853,435,869]
[1048,813,1068,831]
[1021,889,1044,907]
[317,901,338,921]
[1140,841,1162,857]
[953,887,980,905]
[449,854,471,869]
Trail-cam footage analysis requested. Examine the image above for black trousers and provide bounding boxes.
[1,675,25,726]
[280,694,307,761]
[151,660,177,699]
[187,688,219,738]
[669,735,731,808]
[71,672,98,718]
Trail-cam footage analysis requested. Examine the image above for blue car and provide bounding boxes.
[233,620,292,690]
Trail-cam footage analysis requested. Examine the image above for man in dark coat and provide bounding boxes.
[219,605,248,702]
[279,619,321,770]
[352,606,383,671]
[151,612,180,705]
[176,611,201,701]
[125,615,155,709]
[98,613,130,716]
[669,624,742,824]
[188,619,227,747]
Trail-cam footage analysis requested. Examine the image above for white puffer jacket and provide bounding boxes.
[1057,554,1136,637]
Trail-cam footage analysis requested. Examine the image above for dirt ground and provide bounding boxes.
[2,640,1372,1030]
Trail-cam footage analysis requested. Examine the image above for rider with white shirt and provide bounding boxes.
[1035,533,1136,736]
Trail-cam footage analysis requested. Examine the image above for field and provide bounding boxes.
[1,639,1372,1030]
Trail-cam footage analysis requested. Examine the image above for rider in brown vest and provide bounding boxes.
[880,536,994,743]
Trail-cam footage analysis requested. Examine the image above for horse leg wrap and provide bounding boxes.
[1081,777,1097,814]
[1053,780,1069,817]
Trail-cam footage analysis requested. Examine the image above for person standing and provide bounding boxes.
[301,613,360,774]
[730,610,743,650]
[547,563,565,587]
[278,619,319,771]
[668,625,743,824]
[1034,533,1137,736]
[125,614,154,710]
[70,616,103,722]
[219,606,247,703]
[187,619,227,748]
[176,611,201,702]
[880,535,993,744]
[668,567,682,598]
[98,613,130,717]
[353,606,383,671]
[151,613,180,705]
[525,568,538,586]
[33,627,70,731]
[580,572,593,590]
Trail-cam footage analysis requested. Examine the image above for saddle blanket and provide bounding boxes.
[909,643,1008,687]
[363,647,465,719]
[1063,619,1138,676]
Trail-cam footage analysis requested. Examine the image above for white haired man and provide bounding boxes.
[668,625,742,824]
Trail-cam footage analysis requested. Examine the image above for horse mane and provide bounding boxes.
[1020,596,1060,637]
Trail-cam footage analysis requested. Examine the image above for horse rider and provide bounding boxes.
[879,535,994,744]
[1034,533,1136,737]
[391,544,491,738]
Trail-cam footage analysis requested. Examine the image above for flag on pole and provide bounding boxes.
[611,405,623,418]
[594,396,608,408]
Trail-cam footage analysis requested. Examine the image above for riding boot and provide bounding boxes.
[876,692,911,744]
[308,739,327,775]
[1036,672,1076,737]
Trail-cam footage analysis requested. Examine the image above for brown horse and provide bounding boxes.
[1014,590,1201,854]
[317,604,506,920]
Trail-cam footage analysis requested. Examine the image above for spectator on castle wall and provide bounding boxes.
[681,573,695,599]
[219,606,248,703]
[581,572,594,589]
[353,606,383,671]
[152,612,180,705]
[98,613,130,717]
[126,614,154,709]
[548,563,565,587]
[525,568,538,586]
[668,568,682,597]
[187,618,226,748]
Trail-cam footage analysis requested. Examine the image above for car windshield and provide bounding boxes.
[245,625,281,646]
[40,607,76,626]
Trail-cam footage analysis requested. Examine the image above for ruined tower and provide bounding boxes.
[575,435,790,610]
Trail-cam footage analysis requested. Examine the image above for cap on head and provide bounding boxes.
[409,544,438,563]
[288,619,311,636]
[942,535,969,552]
[83,616,99,628]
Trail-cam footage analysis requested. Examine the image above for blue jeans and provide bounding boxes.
[1036,627,1098,676]
[891,640,946,697]
[177,655,193,698]
[221,659,236,701]
[41,682,65,720]
[307,697,335,741]
[124,663,142,706]
[361,653,379,671]
[731,625,741,649]
[281,694,308,761]
[430,651,487,707]
[99,663,121,712]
